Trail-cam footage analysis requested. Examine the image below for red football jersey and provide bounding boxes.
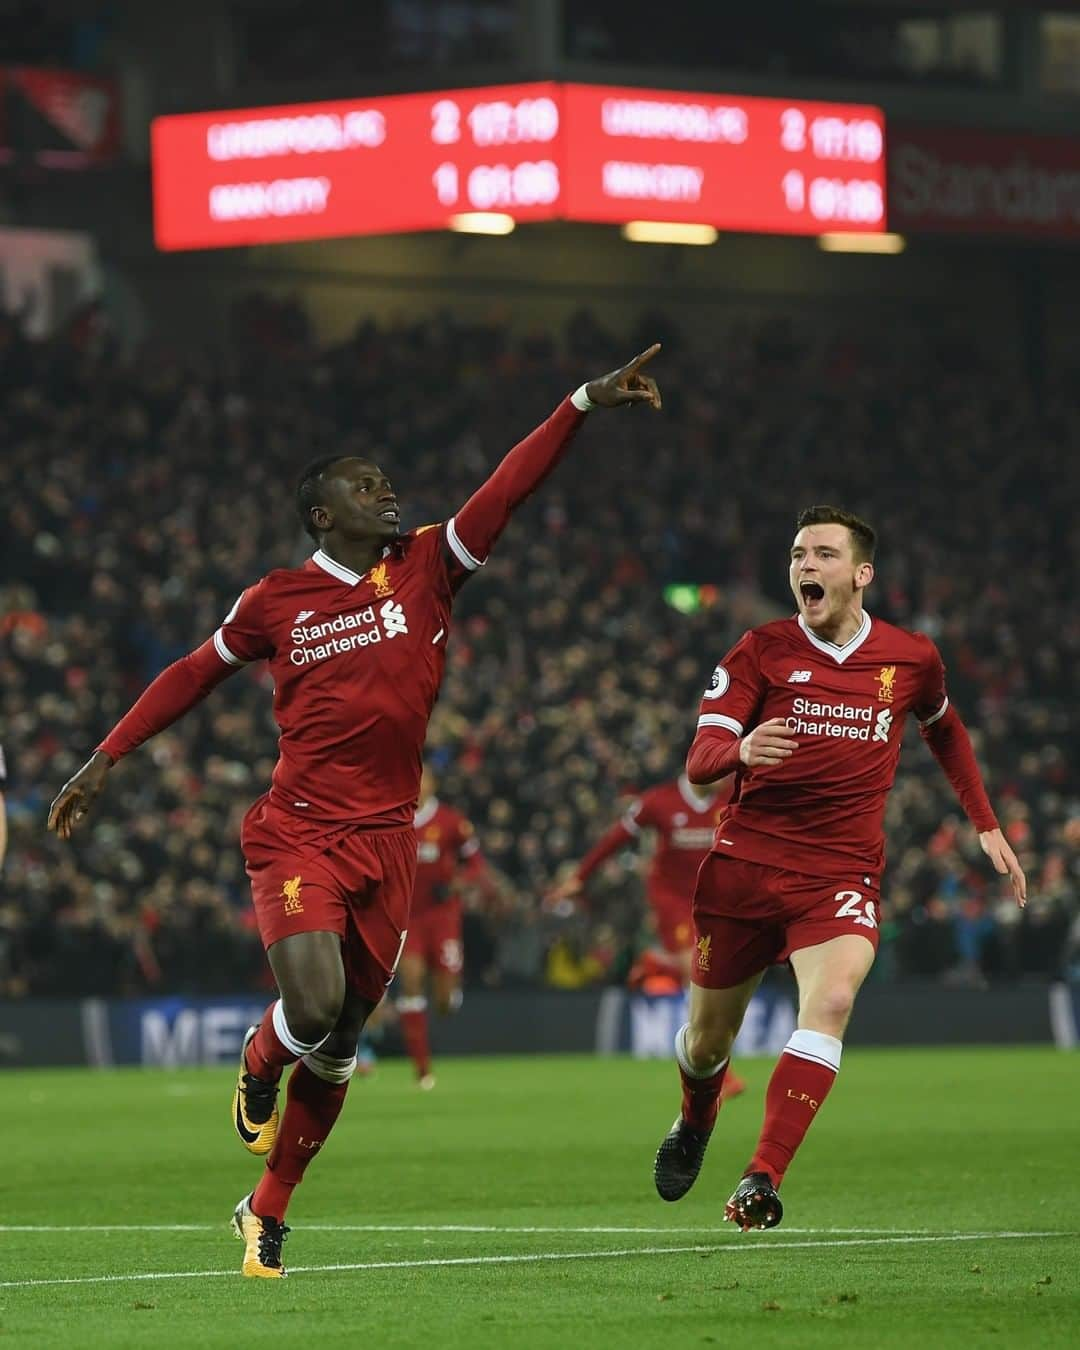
[695,613,948,884]
[215,526,467,827]
[622,777,735,901]
[411,797,481,916]
[96,396,588,833]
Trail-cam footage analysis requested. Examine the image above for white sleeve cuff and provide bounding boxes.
[697,713,744,735]
[213,628,246,667]
[919,696,949,728]
[446,516,485,570]
[570,384,596,412]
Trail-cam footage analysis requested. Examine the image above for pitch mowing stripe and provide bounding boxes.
[0,1223,937,1235]
[0,1231,1071,1290]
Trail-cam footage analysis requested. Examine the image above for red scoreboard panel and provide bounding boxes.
[562,83,885,236]
[151,82,885,251]
[151,83,563,250]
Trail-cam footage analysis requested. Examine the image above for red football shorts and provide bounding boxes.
[691,852,880,989]
[403,900,464,976]
[649,890,694,956]
[242,796,417,1004]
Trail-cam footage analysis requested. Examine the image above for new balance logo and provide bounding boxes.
[380,599,408,639]
[295,610,316,623]
[788,670,812,683]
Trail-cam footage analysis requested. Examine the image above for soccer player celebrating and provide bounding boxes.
[47,344,662,1279]
[398,764,494,1089]
[653,506,1026,1230]
[549,773,746,1098]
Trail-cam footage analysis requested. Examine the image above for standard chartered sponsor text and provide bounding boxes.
[786,696,875,742]
[289,603,406,665]
[893,143,1080,227]
[209,177,330,221]
[671,828,716,849]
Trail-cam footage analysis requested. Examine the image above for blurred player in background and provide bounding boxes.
[397,764,495,1089]
[0,742,8,875]
[654,505,1026,1230]
[548,773,746,1098]
[48,346,662,1278]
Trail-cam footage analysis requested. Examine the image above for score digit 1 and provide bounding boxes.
[433,163,459,206]
[782,169,805,213]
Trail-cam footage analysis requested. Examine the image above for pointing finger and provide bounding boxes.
[625,342,661,371]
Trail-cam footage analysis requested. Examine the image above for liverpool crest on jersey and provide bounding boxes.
[876,665,896,702]
[369,562,395,598]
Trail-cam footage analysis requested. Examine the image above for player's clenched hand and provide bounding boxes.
[978,828,1027,908]
[584,344,662,410]
[47,751,113,840]
[739,718,799,769]
[543,873,583,915]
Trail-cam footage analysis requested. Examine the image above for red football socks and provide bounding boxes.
[245,999,326,1082]
[747,1029,842,1187]
[674,1023,728,1133]
[252,1059,352,1222]
[397,997,432,1079]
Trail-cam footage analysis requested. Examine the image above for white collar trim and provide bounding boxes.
[797,611,872,664]
[311,547,391,586]
[678,774,715,813]
[312,548,362,585]
[414,797,439,827]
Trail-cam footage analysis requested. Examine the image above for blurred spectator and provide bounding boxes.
[1,298,1076,995]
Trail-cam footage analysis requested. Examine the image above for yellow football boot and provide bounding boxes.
[231,1193,289,1278]
[232,1026,279,1156]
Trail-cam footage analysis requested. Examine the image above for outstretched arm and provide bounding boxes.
[47,639,237,840]
[448,345,662,571]
[49,580,272,840]
[576,817,639,883]
[921,704,1026,907]
[546,802,648,906]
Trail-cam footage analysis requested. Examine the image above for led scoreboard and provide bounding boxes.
[151,82,885,250]
[151,83,563,250]
[563,84,884,235]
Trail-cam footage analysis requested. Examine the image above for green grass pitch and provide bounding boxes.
[1,1048,1077,1348]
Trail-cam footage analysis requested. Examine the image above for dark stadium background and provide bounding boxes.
[0,0,1077,1060]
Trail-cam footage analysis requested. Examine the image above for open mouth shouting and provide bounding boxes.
[799,580,826,613]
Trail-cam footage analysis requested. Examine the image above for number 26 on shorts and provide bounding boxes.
[834,889,877,929]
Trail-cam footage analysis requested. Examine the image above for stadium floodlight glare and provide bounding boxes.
[621,221,718,246]
[817,232,906,254]
[448,212,516,235]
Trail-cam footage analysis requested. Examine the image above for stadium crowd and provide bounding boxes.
[0,298,1076,997]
